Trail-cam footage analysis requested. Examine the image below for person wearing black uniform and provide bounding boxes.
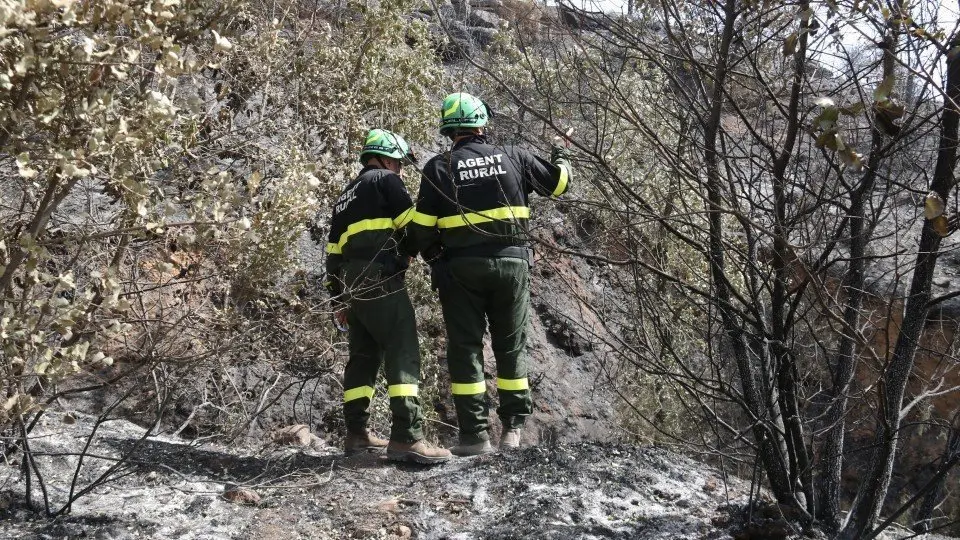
[322,128,451,464]
[408,93,572,456]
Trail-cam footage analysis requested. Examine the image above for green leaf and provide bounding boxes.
[783,33,798,56]
[821,107,840,124]
[3,394,18,411]
[873,100,905,135]
[932,215,951,237]
[816,129,840,150]
[874,75,895,101]
[839,102,865,116]
[838,147,863,171]
[16,152,38,179]
[925,192,945,219]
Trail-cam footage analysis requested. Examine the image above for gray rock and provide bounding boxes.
[470,0,503,8]
[436,3,456,21]
[270,424,325,449]
[452,0,470,18]
[468,9,501,29]
[438,22,477,61]
[470,27,499,49]
[222,485,260,506]
[420,0,451,14]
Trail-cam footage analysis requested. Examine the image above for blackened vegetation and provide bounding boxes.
[533,300,591,356]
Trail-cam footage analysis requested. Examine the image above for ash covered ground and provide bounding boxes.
[2,412,952,540]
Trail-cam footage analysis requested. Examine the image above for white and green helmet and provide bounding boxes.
[359,128,416,163]
[439,92,489,135]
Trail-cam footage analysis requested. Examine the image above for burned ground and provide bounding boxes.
[0,411,796,540]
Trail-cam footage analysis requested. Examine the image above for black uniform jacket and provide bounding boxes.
[323,166,416,297]
[408,135,570,261]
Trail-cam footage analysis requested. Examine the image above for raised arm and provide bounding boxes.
[523,144,572,198]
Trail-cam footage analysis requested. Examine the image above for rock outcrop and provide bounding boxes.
[421,0,560,61]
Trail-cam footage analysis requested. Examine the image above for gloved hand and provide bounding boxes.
[332,307,349,332]
[429,259,452,292]
[329,294,349,332]
[550,143,571,163]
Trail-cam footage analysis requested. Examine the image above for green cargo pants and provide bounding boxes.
[341,260,424,443]
[439,256,532,443]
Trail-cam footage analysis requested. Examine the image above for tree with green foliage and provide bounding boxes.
[469,0,960,534]
[1,0,447,514]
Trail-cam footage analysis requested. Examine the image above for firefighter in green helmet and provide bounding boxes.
[321,128,451,464]
[408,93,573,456]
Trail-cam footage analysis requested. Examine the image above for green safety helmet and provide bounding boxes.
[359,128,417,164]
[439,92,490,135]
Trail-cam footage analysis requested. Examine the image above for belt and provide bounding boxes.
[443,244,531,263]
[345,252,408,275]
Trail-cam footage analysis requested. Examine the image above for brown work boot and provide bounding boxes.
[343,430,388,456]
[500,428,522,450]
[386,440,452,465]
[449,439,494,457]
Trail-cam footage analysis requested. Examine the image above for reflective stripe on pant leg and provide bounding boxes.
[450,380,490,442]
[344,385,375,402]
[443,258,493,440]
[388,384,419,397]
[343,305,383,433]
[361,281,424,442]
[496,377,528,391]
[452,381,487,395]
[388,380,422,443]
[489,258,533,429]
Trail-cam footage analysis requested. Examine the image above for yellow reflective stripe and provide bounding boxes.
[388,384,419,398]
[451,381,486,395]
[443,97,461,117]
[343,386,375,402]
[437,206,530,229]
[394,206,416,228]
[411,211,438,227]
[326,242,342,254]
[497,377,529,391]
[552,165,569,197]
[332,218,395,251]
